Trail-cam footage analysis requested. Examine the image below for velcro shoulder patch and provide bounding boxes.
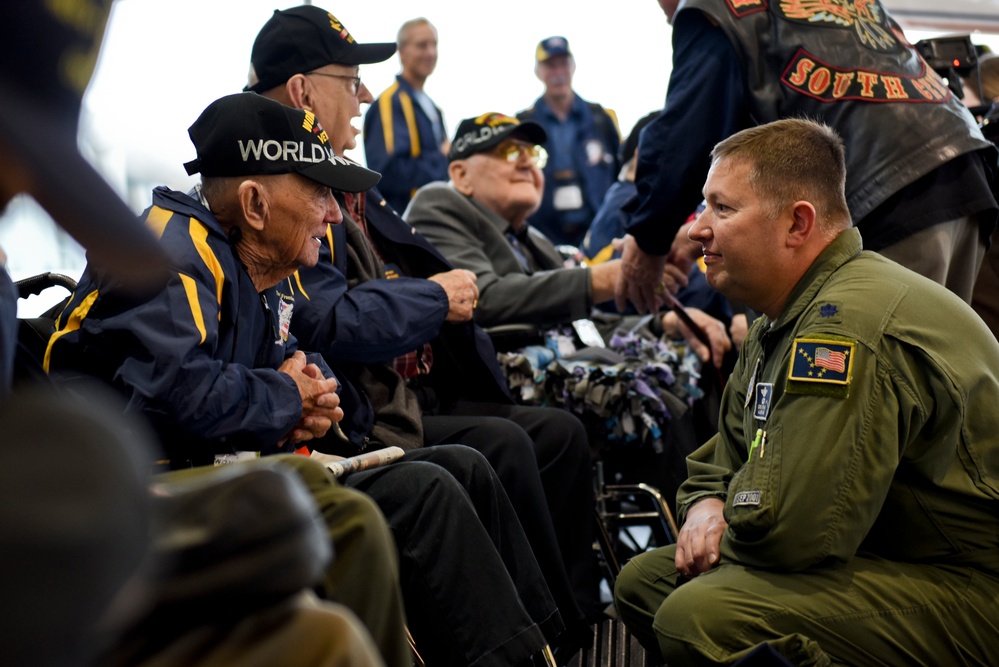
[788,337,854,387]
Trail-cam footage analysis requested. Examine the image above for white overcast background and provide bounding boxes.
[5,0,999,314]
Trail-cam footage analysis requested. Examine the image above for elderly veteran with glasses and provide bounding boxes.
[244,10,606,660]
[407,113,706,347]
[407,113,623,330]
[45,92,570,667]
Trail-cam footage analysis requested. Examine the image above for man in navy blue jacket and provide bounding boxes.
[247,5,604,654]
[517,37,621,248]
[363,18,449,215]
[48,91,563,667]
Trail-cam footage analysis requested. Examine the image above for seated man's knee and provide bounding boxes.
[415,444,501,488]
[529,407,591,466]
[269,455,398,581]
[614,549,675,651]
[268,454,337,493]
[477,417,535,456]
[652,569,754,665]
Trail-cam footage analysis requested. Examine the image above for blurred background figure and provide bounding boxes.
[0,382,154,667]
[364,17,449,214]
[0,3,164,661]
[517,37,621,248]
[0,0,169,394]
[960,44,999,339]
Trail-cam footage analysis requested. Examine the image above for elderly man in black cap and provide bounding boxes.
[48,89,564,667]
[0,2,377,666]
[244,9,603,663]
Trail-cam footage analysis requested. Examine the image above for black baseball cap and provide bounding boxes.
[184,93,380,193]
[449,113,548,162]
[245,5,396,93]
[0,0,168,292]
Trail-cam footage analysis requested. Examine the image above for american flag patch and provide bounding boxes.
[815,347,846,373]
[788,338,854,385]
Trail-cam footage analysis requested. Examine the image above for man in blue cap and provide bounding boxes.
[517,36,621,248]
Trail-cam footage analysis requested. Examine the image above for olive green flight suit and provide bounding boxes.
[616,229,999,665]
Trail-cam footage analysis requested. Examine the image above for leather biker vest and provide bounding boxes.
[679,0,992,223]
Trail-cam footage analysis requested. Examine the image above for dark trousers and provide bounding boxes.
[347,445,558,667]
[423,403,602,628]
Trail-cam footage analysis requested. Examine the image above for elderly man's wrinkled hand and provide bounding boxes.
[662,307,732,369]
[615,235,669,314]
[660,260,689,295]
[675,497,727,577]
[429,268,479,322]
[667,220,702,275]
[279,351,343,443]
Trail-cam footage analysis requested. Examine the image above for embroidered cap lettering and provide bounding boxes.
[183,93,379,193]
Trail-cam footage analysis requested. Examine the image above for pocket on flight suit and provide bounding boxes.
[725,424,781,542]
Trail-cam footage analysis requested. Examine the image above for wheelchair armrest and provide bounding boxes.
[15,272,77,300]
[482,323,543,353]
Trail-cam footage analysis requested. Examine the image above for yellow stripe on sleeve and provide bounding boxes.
[589,243,617,265]
[398,92,421,158]
[604,108,622,140]
[325,225,335,267]
[43,289,99,372]
[378,82,400,155]
[146,206,173,238]
[188,217,224,319]
[179,273,207,345]
[293,270,309,300]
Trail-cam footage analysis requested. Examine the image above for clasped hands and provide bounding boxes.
[279,350,343,445]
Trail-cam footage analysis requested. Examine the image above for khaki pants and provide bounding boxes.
[615,544,999,666]
[158,456,411,667]
[876,215,986,304]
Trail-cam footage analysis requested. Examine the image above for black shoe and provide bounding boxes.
[550,621,595,666]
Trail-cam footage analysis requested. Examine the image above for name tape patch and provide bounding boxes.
[733,490,762,506]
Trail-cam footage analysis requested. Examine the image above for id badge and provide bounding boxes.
[753,383,773,422]
[214,451,260,466]
[553,184,584,211]
[278,298,294,342]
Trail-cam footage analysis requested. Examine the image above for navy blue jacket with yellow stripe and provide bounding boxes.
[45,186,316,464]
[363,75,448,215]
[288,188,513,453]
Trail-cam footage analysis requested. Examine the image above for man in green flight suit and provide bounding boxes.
[614,117,999,666]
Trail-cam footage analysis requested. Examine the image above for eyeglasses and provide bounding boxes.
[491,141,548,169]
[307,71,362,95]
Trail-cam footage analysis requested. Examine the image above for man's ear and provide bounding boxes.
[285,74,311,111]
[786,200,816,248]
[237,180,268,232]
[449,161,473,196]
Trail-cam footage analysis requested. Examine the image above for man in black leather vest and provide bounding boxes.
[615,0,998,314]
